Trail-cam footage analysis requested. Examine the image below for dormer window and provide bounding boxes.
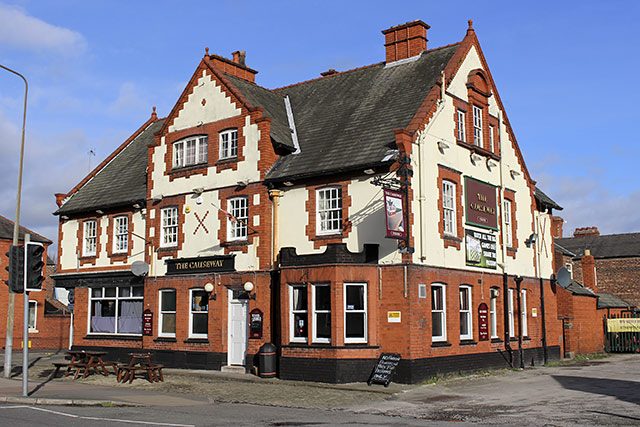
[219,129,238,159]
[173,135,208,168]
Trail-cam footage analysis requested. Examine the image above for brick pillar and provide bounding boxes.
[581,249,597,294]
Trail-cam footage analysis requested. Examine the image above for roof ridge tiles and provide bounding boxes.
[272,61,384,92]
[224,73,286,98]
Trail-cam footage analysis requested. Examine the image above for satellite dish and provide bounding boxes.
[556,267,571,289]
[131,261,150,277]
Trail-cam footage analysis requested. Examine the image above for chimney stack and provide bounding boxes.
[581,249,597,294]
[551,216,564,238]
[381,20,430,63]
[206,50,257,82]
[573,227,600,238]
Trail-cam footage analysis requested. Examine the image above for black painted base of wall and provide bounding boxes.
[280,346,561,384]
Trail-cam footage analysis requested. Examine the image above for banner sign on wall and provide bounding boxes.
[465,229,497,269]
[607,318,640,332]
[384,189,406,239]
[465,177,498,230]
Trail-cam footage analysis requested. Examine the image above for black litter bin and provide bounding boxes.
[258,343,277,378]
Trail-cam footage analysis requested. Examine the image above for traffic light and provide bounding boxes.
[4,245,24,293]
[25,242,45,292]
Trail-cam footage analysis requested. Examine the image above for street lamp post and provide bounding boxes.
[1,64,28,379]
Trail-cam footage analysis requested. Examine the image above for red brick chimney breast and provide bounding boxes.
[581,249,597,294]
[551,216,564,238]
[381,20,430,63]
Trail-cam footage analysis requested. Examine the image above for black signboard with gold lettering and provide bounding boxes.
[465,177,498,230]
[166,255,235,275]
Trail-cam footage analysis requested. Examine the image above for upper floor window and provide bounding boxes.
[219,129,238,160]
[457,110,466,142]
[344,283,367,343]
[83,220,97,256]
[161,207,178,247]
[316,187,342,235]
[227,197,248,241]
[504,199,513,247]
[473,106,483,147]
[443,180,456,236]
[489,125,495,152]
[113,216,128,253]
[431,283,446,342]
[459,285,473,340]
[173,135,208,168]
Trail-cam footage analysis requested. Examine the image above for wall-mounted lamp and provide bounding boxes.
[204,282,216,301]
[243,281,256,300]
[510,169,521,179]
[283,181,294,187]
[133,203,141,209]
[236,179,249,188]
[437,141,450,153]
[363,169,375,175]
[96,209,104,215]
[61,215,69,220]
[490,288,500,298]
[151,194,163,202]
[192,187,204,195]
[486,159,498,170]
[525,233,538,248]
[470,153,483,165]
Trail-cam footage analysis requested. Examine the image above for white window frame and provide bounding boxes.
[504,199,513,248]
[88,285,144,335]
[490,288,498,339]
[173,135,208,168]
[521,289,528,337]
[443,180,457,236]
[158,289,176,338]
[344,283,367,344]
[160,207,178,247]
[489,125,495,152]
[459,285,473,340]
[457,110,466,141]
[189,288,208,339]
[566,263,573,278]
[219,129,238,160]
[290,285,308,343]
[431,283,447,342]
[28,300,37,331]
[507,288,515,339]
[312,284,331,343]
[227,197,248,241]
[83,220,97,256]
[316,187,342,235]
[473,105,483,147]
[113,215,128,253]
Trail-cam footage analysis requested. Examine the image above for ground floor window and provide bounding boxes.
[189,289,208,338]
[521,289,528,337]
[490,288,499,338]
[28,300,37,330]
[290,285,308,342]
[431,283,446,342]
[344,283,367,343]
[89,285,143,334]
[507,288,515,339]
[459,285,472,340]
[159,289,176,337]
[313,284,331,343]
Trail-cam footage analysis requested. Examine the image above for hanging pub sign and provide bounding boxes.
[142,309,153,336]
[465,177,498,230]
[249,308,263,338]
[166,255,235,275]
[384,189,406,239]
[465,229,497,269]
[478,303,489,341]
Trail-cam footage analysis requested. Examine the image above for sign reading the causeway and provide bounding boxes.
[465,176,497,230]
[166,255,235,275]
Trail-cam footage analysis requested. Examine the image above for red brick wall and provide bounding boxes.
[557,289,602,356]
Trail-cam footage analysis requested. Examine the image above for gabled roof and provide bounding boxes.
[55,119,165,215]
[264,45,459,181]
[555,232,640,259]
[0,215,51,244]
[535,187,562,211]
[598,292,634,309]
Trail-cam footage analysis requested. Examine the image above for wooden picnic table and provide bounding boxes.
[117,352,164,383]
[51,350,116,380]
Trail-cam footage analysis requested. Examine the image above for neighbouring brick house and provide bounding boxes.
[53,20,565,383]
[553,221,636,356]
[0,215,70,350]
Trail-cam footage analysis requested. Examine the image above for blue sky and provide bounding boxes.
[1,0,639,251]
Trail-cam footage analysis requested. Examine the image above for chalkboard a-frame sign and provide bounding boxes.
[367,353,401,387]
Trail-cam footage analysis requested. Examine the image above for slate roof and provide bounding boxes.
[534,187,562,211]
[0,215,51,244]
[55,119,165,215]
[564,280,596,298]
[598,292,634,309]
[262,45,459,182]
[224,74,294,150]
[555,233,640,259]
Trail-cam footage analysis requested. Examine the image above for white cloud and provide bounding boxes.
[0,3,87,55]
[107,82,148,117]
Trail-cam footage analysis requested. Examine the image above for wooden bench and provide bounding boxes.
[117,364,164,383]
[51,362,88,380]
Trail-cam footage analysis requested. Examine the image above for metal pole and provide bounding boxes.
[22,234,30,397]
[1,64,28,378]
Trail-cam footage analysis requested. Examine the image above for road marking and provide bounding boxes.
[1,405,195,426]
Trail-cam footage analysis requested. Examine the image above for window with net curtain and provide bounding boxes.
[90,286,143,334]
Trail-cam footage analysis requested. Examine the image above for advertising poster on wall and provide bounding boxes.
[465,229,497,269]
[465,177,498,230]
[384,189,406,239]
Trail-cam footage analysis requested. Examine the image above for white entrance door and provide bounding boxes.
[228,291,248,366]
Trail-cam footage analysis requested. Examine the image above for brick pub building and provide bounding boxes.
[53,20,565,383]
